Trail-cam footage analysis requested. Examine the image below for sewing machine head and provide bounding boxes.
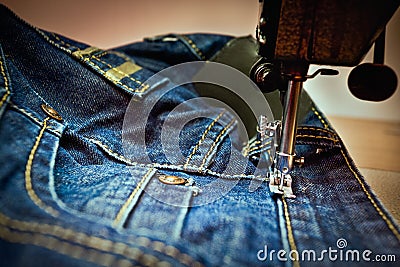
[250,0,399,197]
[256,0,398,66]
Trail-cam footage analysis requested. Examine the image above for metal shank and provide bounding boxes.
[275,79,302,188]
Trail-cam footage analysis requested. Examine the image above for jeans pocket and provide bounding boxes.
[0,108,203,266]
[121,168,199,240]
[53,141,198,239]
[0,104,65,219]
[295,126,341,157]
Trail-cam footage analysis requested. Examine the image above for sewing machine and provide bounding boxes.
[250,0,399,197]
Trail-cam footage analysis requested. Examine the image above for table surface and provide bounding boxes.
[328,116,400,223]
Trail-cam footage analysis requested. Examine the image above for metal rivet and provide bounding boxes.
[294,156,305,166]
[41,104,63,121]
[158,175,186,185]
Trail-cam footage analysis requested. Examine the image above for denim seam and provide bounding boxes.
[243,128,338,157]
[0,224,129,267]
[34,28,73,55]
[295,134,338,143]
[180,35,206,60]
[9,103,63,136]
[35,30,150,95]
[106,50,136,63]
[311,106,400,241]
[245,140,272,156]
[276,198,292,267]
[184,110,225,169]
[282,197,300,267]
[199,118,236,171]
[25,117,60,217]
[0,213,202,267]
[81,55,150,94]
[91,55,147,89]
[112,168,156,229]
[0,46,11,109]
[276,111,338,267]
[297,126,337,136]
[241,139,260,156]
[249,141,261,147]
[92,132,339,180]
[311,107,329,129]
[251,147,272,163]
[92,56,148,93]
[82,53,149,93]
[95,50,109,58]
[248,140,261,148]
[49,32,146,89]
[339,148,400,241]
[248,147,272,161]
[88,138,267,180]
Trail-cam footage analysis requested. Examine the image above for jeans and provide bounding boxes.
[0,4,399,267]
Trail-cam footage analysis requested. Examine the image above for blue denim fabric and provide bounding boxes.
[0,4,399,267]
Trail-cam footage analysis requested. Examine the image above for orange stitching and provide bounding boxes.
[199,119,235,171]
[248,140,261,148]
[243,141,272,157]
[47,32,150,94]
[295,134,338,143]
[25,117,59,217]
[0,225,125,267]
[311,103,400,241]
[0,52,10,108]
[340,149,400,240]
[282,197,300,267]
[35,29,72,55]
[242,139,261,156]
[88,138,266,180]
[311,107,328,129]
[297,126,337,137]
[181,36,206,60]
[246,140,272,154]
[92,55,145,86]
[10,103,63,136]
[112,168,155,228]
[267,149,272,162]
[81,56,149,94]
[95,50,109,58]
[10,103,42,125]
[0,212,202,267]
[91,55,150,93]
[184,111,225,168]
